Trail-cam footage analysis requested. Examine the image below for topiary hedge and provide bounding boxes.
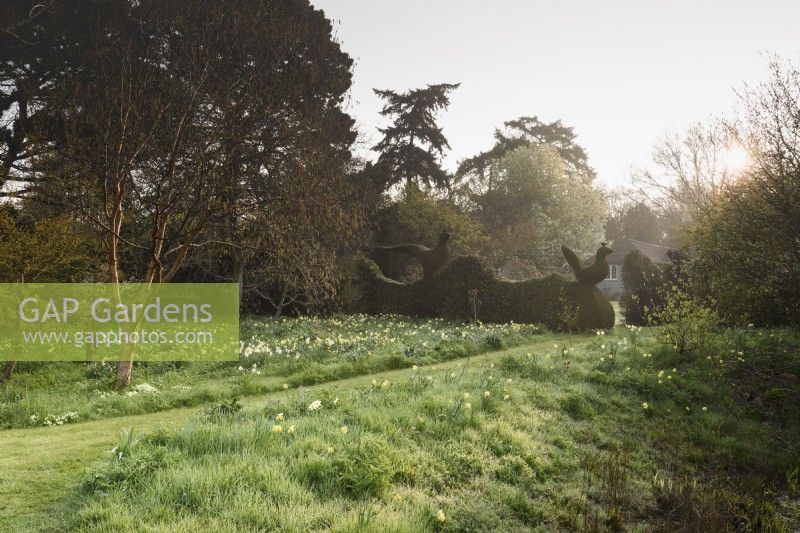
[355,256,614,331]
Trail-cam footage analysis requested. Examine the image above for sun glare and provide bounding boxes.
[722,146,749,172]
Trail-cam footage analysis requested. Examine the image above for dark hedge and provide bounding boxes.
[355,256,614,331]
[620,249,667,325]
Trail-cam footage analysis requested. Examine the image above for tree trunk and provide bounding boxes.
[273,285,289,318]
[107,193,134,389]
[2,361,17,382]
[115,214,168,389]
[233,251,245,303]
[115,360,133,388]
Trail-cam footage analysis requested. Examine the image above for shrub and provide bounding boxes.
[648,289,720,354]
[620,249,668,326]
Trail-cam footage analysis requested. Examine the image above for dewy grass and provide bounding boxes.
[0,314,545,429]
[64,325,800,531]
[2,320,798,531]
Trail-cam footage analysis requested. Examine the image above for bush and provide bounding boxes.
[372,184,492,281]
[620,249,668,326]
[648,289,720,354]
[686,185,800,326]
[355,255,615,331]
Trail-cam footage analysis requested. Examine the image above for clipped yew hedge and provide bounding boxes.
[355,256,614,331]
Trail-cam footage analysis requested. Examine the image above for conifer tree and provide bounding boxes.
[372,83,459,190]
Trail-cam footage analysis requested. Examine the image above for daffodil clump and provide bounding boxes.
[238,314,541,367]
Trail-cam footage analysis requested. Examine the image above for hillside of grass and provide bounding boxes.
[66,325,799,531]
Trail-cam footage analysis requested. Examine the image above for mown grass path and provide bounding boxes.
[0,336,579,532]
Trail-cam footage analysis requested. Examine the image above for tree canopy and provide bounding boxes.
[471,145,607,270]
[371,83,460,190]
[456,115,596,194]
[0,0,370,386]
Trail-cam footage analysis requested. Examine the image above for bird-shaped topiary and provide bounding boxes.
[376,232,450,279]
[562,242,614,286]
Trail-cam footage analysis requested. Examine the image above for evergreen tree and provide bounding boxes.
[457,115,595,193]
[372,83,459,190]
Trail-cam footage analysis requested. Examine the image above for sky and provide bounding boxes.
[312,0,800,188]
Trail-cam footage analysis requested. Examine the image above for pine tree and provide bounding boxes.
[372,83,459,190]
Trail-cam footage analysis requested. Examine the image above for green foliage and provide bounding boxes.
[0,210,93,283]
[620,249,668,326]
[683,58,800,327]
[468,145,607,270]
[203,398,244,421]
[356,255,615,331]
[2,0,369,319]
[3,322,799,531]
[457,115,597,184]
[687,182,800,326]
[374,184,491,280]
[604,201,664,244]
[372,83,460,190]
[648,289,721,354]
[563,394,597,420]
[46,326,799,532]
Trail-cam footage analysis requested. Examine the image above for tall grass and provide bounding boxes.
[73,327,800,531]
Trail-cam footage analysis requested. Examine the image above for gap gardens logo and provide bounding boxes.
[0,284,239,361]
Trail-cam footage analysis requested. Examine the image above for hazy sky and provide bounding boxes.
[312,0,799,188]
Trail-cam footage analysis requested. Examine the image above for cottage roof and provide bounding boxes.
[606,238,672,265]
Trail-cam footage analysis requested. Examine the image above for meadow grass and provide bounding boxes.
[0,314,543,429]
[63,324,799,532]
[1,346,566,532]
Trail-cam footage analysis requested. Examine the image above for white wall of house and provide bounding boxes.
[598,263,624,299]
[595,239,672,300]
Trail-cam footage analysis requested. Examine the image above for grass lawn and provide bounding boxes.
[0,326,564,532]
[1,315,543,430]
[1,318,798,531]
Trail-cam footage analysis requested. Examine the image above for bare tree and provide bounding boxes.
[731,57,800,244]
[632,121,742,241]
